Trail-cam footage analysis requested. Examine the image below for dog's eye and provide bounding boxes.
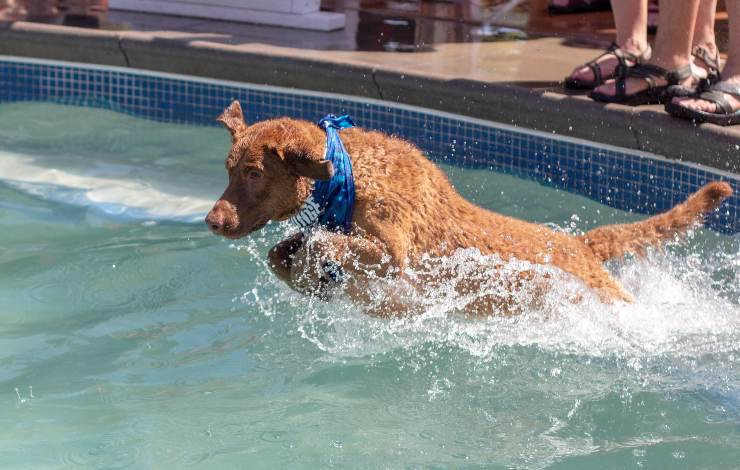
[247,170,263,180]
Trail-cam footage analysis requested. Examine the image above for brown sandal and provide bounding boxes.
[564,43,649,90]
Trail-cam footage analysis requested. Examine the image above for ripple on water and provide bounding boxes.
[62,432,141,470]
[28,281,78,305]
[20,232,210,324]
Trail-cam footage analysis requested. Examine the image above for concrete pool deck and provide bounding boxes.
[0,8,738,174]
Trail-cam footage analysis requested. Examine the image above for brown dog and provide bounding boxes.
[206,101,732,315]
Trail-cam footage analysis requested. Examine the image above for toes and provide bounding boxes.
[697,100,715,112]
[682,99,702,111]
[675,98,718,113]
[701,101,718,113]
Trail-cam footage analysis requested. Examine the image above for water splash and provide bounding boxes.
[234,230,739,362]
[14,386,34,408]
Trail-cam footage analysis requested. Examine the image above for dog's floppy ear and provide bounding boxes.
[217,101,247,141]
[272,147,334,181]
[290,156,334,181]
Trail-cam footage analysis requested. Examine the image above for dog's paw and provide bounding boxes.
[321,261,347,284]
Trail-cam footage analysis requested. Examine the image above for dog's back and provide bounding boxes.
[340,127,596,262]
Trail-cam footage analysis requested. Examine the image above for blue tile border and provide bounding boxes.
[0,56,738,234]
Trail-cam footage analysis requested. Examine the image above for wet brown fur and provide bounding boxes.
[206,101,733,315]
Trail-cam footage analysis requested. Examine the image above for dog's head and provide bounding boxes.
[205,101,334,239]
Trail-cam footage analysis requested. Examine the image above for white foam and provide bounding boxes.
[0,150,212,222]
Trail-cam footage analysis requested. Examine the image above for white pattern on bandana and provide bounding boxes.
[290,194,321,229]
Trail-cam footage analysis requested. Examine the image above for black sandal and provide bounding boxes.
[564,43,649,90]
[589,63,694,106]
[666,45,721,98]
[665,81,740,126]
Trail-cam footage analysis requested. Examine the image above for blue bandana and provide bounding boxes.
[290,114,356,234]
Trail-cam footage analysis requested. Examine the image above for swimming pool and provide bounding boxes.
[0,57,738,468]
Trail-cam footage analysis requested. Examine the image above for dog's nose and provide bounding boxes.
[205,210,224,234]
[205,200,236,234]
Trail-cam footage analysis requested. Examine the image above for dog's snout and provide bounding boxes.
[205,200,237,234]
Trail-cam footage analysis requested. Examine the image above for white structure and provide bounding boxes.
[110,0,345,31]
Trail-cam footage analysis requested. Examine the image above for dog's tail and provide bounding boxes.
[579,181,732,262]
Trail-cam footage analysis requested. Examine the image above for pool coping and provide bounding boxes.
[0,20,739,175]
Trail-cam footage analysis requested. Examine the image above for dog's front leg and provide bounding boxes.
[289,230,394,302]
[267,232,306,288]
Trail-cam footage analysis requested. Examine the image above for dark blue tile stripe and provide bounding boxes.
[1,58,737,234]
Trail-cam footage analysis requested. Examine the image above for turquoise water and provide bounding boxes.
[1,103,738,469]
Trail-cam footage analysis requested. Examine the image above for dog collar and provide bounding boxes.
[290,114,356,234]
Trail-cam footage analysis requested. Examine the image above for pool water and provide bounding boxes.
[1,103,738,469]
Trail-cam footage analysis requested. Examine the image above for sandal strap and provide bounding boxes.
[696,90,737,114]
[612,47,643,79]
[692,45,722,92]
[615,75,627,100]
[624,64,669,91]
[664,64,694,84]
[630,63,693,84]
[710,81,740,98]
[584,43,618,84]
[618,63,694,95]
[584,42,647,84]
[586,61,603,84]
[692,45,721,75]
[612,46,644,66]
